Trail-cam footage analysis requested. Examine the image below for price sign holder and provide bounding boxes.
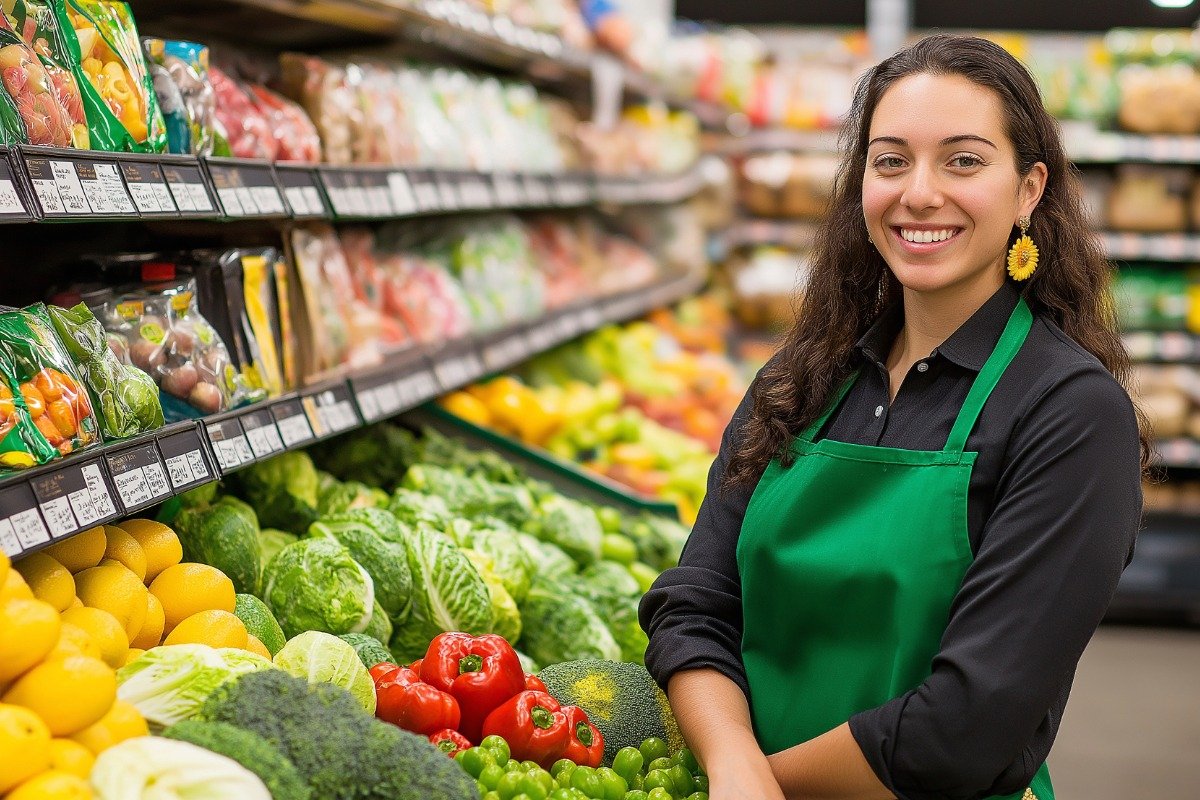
[239,408,286,461]
[276,164,330,219]
[491,172,525,207]
[450,170,494,210]
[204,157,287,219]
[386,170,418,215]
[350,348,437,424]
[157,424,214,491]
[480,324,532,373]
[16,146,138,220]
[0,480,49,557]
[272,398,316,450]
[106,441,172,513]
[408,170,443,213]
[522,174,552,207]
[302,383,360,441]
[433,171,460,211]
[430,338,487,392]
[0,147,33,222]
[28,457,119,540]
[160,160,216,216]
[205,416,253,474]
[118,158,180,217]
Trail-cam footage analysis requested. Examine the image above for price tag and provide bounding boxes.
[0,158,28,217]
[251,185,286,215]
[241,410,285,459]
[367,184,394,216]
[234,186,259,215]
[50,159,93,214]
[112,464,152,508]
[81,462,116,521]
[106,443,172,511]
[433,349,485,391]
[216,187,243,216]
[411,176,441,212]
[356,387,383,422]
[526,319,559,352]
[374,381,402,417]
[457,176,493,209]
[276,166,327,218]
[206,419,250,472]
[24,156,66,214]
[272,400,315,448]
[388,172,417,213]
[523,175,551,206]
[436,175,459,210]
[393,370,440,409]
[210,164,248,217]
[30,468,81,537]
[492,174,524,206]
[482,331,531,371]
[93,163,137,214]
[577,304,604,331]
[157,427,212,489]
[0,482,48,554]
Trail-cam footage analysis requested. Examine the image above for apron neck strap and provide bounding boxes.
[799,369,859,442]
[944,296,1033,454]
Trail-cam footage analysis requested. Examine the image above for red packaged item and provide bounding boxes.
[378,252,473,344]
[373,664,462,736]
[210,65,276,160]
[420,632,526,745]
[0,15,73,146]
[279,52,354,165]
[4,0,88,147]
[246,83,321,162]
[527,216,590,309]
[340,228,413,352]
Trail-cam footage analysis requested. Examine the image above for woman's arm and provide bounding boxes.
[669,668,785,800]
[766,725,894,800]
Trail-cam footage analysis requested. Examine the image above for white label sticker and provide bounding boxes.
[251,185,284,215]
[188,183,214,212]
[388,173,415,213]
[114,467,152,509]
[31,179,65,214]
[0,518,20,556]
[126,181,161,213]
[39,495,77,537]
[277,415,313,447]
[168,181,196,211]
[51,161,91,214]
[245,423,283,459]
[68,487,100,527]
[367,185,393,216]
[10,508,49,547]
[82,464,116,518]
[234,187,259,215]
[0,179,25,214]
[394,372,438,408]
[143,461,170,499]
[152,182,177,213]
[78,175,110,213]
[357,388,382,422]
[165,453,196,488]
[217,187,243,216]
[94,164,136,213]
[185,450,209,480]
[301,186,324,215]
[232,435,254,464]
[285,186,311,216]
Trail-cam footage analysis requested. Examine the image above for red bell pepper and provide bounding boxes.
[369,662,400,684]
[481,690,570,768]
[560,705,604,767]
[429,728,472,758]
[525,673,548,694]
[421,632,526,743]
[375,665,461,735]
[409,658,424,674]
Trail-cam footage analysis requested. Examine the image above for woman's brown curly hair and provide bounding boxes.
[724,34,1153,486]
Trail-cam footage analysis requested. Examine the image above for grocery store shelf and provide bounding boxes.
[1123,331,1200,364]
[0,146,706,224]
[713,128,841,155]
[720,218,819,251]
[0,269,704,559]
[1101,232,1200,262]
[1153,438,1200,469]
[1063,123,1200,165]
[1108,512,1200,624]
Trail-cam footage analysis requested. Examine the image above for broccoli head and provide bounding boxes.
[162,719,312,800]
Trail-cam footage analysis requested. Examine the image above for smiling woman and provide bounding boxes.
[640,34,1149,800]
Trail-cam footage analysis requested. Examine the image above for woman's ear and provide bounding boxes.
[1019,162,1049,218]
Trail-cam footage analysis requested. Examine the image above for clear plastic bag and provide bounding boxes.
[209,64,275,160]
[142,38,216,156]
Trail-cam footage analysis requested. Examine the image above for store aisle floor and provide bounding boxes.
[1048,625,1200,798]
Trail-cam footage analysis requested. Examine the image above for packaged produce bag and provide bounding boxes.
[142,38,217,156]
[0,13,75,146]
[340,228,416,352]
[46,300,163,439]
[55,0,167,151]
[209,64,274,160]
[245,82,320,162]
[3,0,89,146]
[91,265,246,421]
[189,247,286,399]
[0,303,101,471]
[279,52,354,164]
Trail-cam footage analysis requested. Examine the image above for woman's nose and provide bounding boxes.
[899,164,945,212]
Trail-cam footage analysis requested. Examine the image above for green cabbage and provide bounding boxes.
[308,515,412,621]
[463,550,522,645]
[388,488,454,530]
[517,577,620,666]
[517,533,578,576]
[530,494,602,566]
[465,527,534,603]
[257,528,298,571]
[318,478,386,516]
[173,496,262,595]
[338,633,395,670]
[262,538,375,638]
[91,737,272,799]
[364,598,394,642]
[234,451,320,535]
[116,645,275,728]
[313,423,420,488]
[579,560,641,598]
[273,631,376,714]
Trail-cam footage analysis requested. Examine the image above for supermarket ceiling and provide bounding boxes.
[675,1,1200,31]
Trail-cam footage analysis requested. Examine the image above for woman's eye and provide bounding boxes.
[950,154,982,169]
[874,156,905,170]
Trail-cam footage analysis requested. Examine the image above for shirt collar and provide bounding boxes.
[854,281,1022,372]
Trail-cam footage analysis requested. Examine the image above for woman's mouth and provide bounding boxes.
[890,226,963,252]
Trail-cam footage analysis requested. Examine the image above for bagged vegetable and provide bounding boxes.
[3,0,88,146]
[142,38,216,156]
[279,52,354,164]
[0,13,74,145]
[246,82,320,162]
[56,0,167,151]
[91,263,243,420]
[0,303,100,471]
[209,64,274,160]
[340,228,415,352]
[46,301,163,439]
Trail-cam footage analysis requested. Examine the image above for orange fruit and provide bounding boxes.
[0,703,51,793]
[73,564,147,642]
[163,609,248,649]
[42,528,106,573]
[13,553,74,612]
[149,563,235,633]
[1,656,116,736]
[101,526,147,582]
[48,622,100,662]
[114,519,181,583]
[245,634,271,659]
[0,598,60,683]
[6,770,93,799]
[60,607,127,669]
[129,592,164,650]
[47,738,95,777]
[67,700,146,756]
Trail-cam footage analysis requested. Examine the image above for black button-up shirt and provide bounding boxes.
[639,281,1143,800]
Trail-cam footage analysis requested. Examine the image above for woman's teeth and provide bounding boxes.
[900,228,956,243]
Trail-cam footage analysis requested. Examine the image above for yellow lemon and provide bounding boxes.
[6,770,93,800]
[100,526,147,582]
[0,598,60,684]
[59,607,128,669]
[1,569,33,602]
[115,519,182,583]
[0,703,52,793]
[14,553,75,612]
[122,648,145,666]
[245,634,271,659]
[47,738,95,778]
[129,592,165,650]
[73,565,147,642]
[69,596,82,608]
[68,701,146,756]
[48,622,100,662]
[42,528,106,573]
[149,563,235,633]
[0,548,8,587]
[164,609,248,649]
[2,656,116,736]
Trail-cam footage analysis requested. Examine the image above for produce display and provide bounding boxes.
[0,0,84,147]
[142,38,217,157]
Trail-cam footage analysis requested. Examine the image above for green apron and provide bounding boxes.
[737,297,1052,800]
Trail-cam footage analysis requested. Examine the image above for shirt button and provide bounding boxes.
[874,405,883,418]
[916,361,929,373]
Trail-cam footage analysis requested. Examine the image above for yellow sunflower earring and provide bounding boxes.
[1007,215,1039,281]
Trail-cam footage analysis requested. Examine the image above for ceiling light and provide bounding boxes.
[1151,0,1194,8]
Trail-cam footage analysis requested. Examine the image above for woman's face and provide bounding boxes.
[862,72,1047,299]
